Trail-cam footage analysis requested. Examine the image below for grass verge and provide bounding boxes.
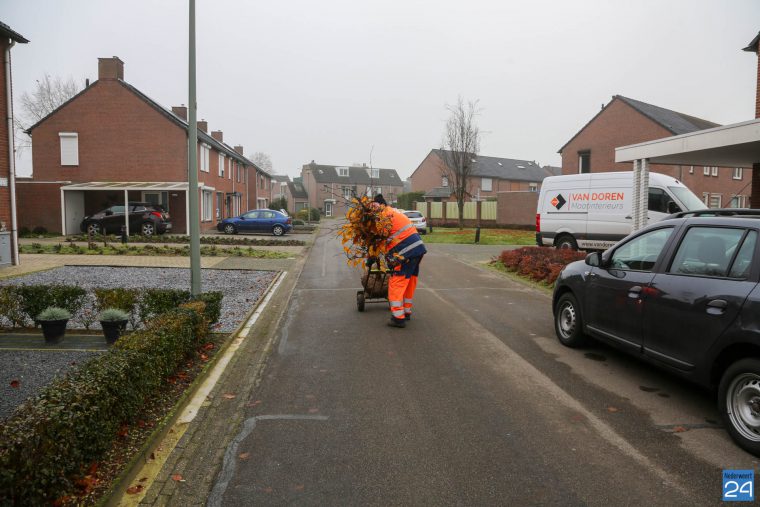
[422,227,534,245]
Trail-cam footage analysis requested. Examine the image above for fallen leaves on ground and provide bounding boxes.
[606,407,619,413]
[238,452,251,461]
[171,474,184,482]
[126,485,144,495]
[222,393,236,399]
[672,425,688,433]
[9,379,20,388]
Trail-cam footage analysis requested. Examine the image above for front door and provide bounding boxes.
[64,191,85,235]
[585,226,674,353]
[324,201,333,217]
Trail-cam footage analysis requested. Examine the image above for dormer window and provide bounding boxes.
[368,168,379,179]
[338,167,349,177]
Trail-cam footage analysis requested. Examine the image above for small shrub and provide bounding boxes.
[193,291,223,325]
[296,208,320,222]
[32,226,48,234]
[17,285,86,324]
[0,286,27,328]
[37,306,72,321]
[138,288,192,324]
[98,308,129,322]
[497,247,585,286]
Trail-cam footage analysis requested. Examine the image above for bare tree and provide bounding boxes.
[14,74,81,155]
[249,152,274,173]
[439,96,481,229]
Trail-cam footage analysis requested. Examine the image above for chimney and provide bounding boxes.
[172,105,188,121]
[743,31,760,118]
[98,56,124,80]
[211,130,224,142]
[234,145,244,155]
[197,120,208,133]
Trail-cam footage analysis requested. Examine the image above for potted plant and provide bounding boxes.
[98,308,129,344]
[37,307,71,344]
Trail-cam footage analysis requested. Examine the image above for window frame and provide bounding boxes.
[711,166,719,177]
[219,153,225,178]
[608,226,674,273]
[578,151,590,174]
[733,167,743,180]
[481,177,493,192]
[201,189,214,221]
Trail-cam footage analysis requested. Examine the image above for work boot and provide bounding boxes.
[387,317,406,328]
[405,314,411,321]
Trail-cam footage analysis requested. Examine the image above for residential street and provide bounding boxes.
[150,224,746,507]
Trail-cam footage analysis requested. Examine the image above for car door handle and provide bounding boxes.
[628,286,642,299]
[707,299,728,315]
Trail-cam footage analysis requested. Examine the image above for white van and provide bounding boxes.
[536,171,706,250]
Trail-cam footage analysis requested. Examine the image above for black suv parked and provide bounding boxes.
[80,202,171,236]
[552,209,760,455]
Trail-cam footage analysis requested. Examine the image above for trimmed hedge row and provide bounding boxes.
[0,303,209,505]
[496,246,586,285]
[0,285,223,330]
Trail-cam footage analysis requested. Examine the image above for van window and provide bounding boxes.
[668,186,707,211]
[648,188,671,213]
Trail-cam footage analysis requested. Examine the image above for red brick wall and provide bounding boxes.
[755,50,760,119]
[561,98,751,207]
[16,182,63,232]
[497,191,538,227]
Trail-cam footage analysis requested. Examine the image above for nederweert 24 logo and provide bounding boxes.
[551,194,566,210]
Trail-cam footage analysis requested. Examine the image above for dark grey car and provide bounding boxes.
[552,210,760,455]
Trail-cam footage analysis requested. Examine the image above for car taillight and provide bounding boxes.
[287,218,292,224]
[535,213,540,233]
[151,211,163,219]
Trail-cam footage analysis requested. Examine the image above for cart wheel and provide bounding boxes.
[357,291,365,312]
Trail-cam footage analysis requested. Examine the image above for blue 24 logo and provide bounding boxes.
[723,470,754,502]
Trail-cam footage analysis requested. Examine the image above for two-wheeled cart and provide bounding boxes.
[356,258,389,311]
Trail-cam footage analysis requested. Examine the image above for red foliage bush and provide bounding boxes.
[496,247,586,285]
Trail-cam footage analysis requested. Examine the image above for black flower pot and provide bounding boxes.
[40,319,68,344]
[100,320,128,344]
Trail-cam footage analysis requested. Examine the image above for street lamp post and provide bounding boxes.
[188,0,201,294]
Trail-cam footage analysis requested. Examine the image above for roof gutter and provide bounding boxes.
[5,39,19,265]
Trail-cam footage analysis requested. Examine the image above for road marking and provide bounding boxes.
[207,414,329,507]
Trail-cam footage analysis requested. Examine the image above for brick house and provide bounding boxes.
[559,95,750,208]
[300,161,403,217]
[270,174,309,214]
[410,149,559,201]
[250,167,272,211]
[17,56,266,235]
[0,22,27,266]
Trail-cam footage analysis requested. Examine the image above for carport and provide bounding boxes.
[615,118,760,231]
[59,182,189,235]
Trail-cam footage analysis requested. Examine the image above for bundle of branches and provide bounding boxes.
[338,196,395,270]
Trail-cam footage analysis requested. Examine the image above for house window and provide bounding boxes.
[338,167,349,177]
[578,151,590,174]
[219,154,225,177]
[733,167,743,180]
[201,189,213,221]
[529,183,538,192]
[442,176,448,187]
[369,168,379,179]
[689,166,694,174]
[216,192,222,219]
[704,166,710,176]
[229,161,232,180]
[709,194,722,208]
[729,195,747,208]
[481,178,492,192]
[342,186,352,200]
[59,133,79,166]
[711,166,719,177]
[200,145,210,173]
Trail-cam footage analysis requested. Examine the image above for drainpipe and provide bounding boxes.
[5,40,19,265]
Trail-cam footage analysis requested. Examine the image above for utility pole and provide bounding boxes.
[188,0,201,294]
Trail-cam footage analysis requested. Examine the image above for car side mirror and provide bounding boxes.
[104,210,113,216]
[667,201,681,214]
[585,252,601,267]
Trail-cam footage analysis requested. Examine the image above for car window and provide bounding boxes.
[610,227,673,272]
[110,205,126,214]
[132,206,147,212]
[405,211,423,218]
[260,211,275,219]
[669,227,746,277]
[729,231,757,279]
[242,211,259,219]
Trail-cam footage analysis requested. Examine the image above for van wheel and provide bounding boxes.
[718,358,760,456]
[556,235,578,251]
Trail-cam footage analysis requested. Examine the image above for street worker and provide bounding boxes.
[373,194,426,328]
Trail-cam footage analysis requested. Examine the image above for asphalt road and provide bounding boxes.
[211,226,754,506]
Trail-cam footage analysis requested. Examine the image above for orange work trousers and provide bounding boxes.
[388,273,418,320]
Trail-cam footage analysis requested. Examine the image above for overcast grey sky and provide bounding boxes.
[5,1,760,180]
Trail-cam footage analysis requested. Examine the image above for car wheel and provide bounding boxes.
[141,222,155,236]
[223,224,237,235]
[272,225,284,236]
[555,235,578,251]
[86,223,101,235]
[554,292,588,348]
[719,358,760,456]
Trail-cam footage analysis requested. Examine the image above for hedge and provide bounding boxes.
[496,246,586,285]
[0,285,224,331]
[0,303,208,505]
